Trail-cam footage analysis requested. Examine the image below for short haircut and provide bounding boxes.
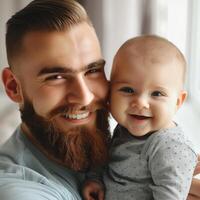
[6,0,92,68]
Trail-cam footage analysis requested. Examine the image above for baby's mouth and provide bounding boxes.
[130,114,152,120]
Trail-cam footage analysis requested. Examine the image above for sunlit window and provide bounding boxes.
[188,0,200,109]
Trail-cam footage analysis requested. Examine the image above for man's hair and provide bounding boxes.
[6,0,92,67]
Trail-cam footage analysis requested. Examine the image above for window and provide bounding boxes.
[188,0,200,110]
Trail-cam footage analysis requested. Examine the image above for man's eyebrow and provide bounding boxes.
[37,59,105,76]
[87,59,106,69]
[37,67,72,76]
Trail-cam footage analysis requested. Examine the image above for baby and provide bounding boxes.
[83,35,197,200]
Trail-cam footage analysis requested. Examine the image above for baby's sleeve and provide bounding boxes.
[148,134,197,200]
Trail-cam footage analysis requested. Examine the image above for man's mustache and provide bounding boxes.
[47,100,108,119]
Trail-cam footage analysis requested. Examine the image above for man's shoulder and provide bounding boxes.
[0,176,79,200]
[0,127,43,182]
[0,162,81,200]
[0,128,82,200]
[0,127,27,163]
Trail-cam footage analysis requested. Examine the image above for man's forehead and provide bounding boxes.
[14,23,102,71]
[23,22,96,41]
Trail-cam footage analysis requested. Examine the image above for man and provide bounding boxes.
[0,0,199,199]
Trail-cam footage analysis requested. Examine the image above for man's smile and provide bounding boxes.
[65,111,90,120]
[59,110,96,126]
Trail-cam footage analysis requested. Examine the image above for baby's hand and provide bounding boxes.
[82,180,105,200]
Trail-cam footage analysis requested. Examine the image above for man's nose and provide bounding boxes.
[67,76,94,106]
[131,95,150,110]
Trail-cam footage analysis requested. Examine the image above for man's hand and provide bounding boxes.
[82,180,105,200]
[187,155,200,200]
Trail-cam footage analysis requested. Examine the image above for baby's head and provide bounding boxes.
[110,35,187,137]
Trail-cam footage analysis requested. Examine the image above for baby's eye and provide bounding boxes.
[119,87,135,94]
[151,91,164,97]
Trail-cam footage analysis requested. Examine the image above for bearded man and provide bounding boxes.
[1,0,110,199]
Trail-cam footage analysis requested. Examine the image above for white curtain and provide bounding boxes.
[82,0,200,152]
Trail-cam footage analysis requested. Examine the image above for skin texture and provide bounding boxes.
[110,36,187,137]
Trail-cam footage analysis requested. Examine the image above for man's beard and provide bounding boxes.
[20,99,111,172]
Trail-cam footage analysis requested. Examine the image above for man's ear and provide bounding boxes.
[176,90,187,110]
[2,67,23,103]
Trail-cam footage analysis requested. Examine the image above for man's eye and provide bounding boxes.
[119,87,135,94]
[86,68,102,75]
[151,91,164,97]
[45,74,64,81]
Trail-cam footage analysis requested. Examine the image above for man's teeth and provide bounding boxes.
[66,112,89,120]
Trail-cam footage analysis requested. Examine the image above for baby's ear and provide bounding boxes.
[176,90,187,109]
[2,67,23,103]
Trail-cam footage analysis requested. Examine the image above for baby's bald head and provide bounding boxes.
[111,35,186,90]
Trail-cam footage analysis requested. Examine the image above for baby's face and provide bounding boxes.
[110,49,186,137]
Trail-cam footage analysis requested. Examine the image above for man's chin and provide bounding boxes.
[57,126,110,172]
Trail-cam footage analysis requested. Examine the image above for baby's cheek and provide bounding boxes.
[110,100,127,125]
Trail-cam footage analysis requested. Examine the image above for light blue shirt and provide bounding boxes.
[0,127,84,200]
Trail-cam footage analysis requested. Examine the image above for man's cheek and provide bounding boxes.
[32,97,57,117]
[31,88,66,116]
[95,79,109,100]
